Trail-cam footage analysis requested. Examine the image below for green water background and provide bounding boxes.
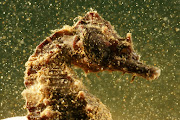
[0,0,179,119]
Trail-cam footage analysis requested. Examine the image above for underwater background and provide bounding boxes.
[0,0,179,119]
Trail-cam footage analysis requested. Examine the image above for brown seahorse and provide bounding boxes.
[22,11,160,120]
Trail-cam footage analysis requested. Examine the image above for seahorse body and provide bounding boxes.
[22,10,160,120]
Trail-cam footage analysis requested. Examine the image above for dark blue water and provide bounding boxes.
[0,0,179,119]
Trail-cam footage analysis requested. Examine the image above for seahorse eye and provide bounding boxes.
[83,28,111,65]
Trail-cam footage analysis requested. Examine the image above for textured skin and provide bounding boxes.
[22,11,160,120]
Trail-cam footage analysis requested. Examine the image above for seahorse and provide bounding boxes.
[22,11,160,120]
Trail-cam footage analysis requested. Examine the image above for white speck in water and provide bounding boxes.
[132,16,136,20]
[163,17,168,21]
[28,2,31,5]
[175,28,179,32]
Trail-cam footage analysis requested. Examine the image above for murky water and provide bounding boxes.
[0,0,179,119]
